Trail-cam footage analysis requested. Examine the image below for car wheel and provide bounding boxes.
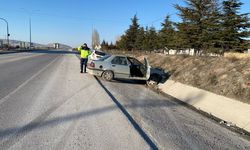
[146,75,160,88]
[102,71,114,81]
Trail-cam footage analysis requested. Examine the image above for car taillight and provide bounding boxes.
[89,62,95,68]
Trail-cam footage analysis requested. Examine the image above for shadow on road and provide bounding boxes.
[107,72,171,86]
[0,100,174,148]
[95,77,158,149]
[0,98,181,138]
[0,77,197,149]
[0,75,204,150]
[111,78,146,85]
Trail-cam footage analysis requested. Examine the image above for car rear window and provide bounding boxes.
[99,55,111,61]
[95,51,106,56]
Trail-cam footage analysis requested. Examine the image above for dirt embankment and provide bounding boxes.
[106,50,250,104]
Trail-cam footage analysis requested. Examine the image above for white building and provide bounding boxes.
[168,49,195,56]
[54,43,60,49]
[169,49,177,55]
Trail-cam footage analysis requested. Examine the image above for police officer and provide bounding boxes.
[78,43,90,73]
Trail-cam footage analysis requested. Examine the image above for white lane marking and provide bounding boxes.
[0,55,61,106]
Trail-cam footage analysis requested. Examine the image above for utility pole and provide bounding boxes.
[20,9,39,49]
[29,17,32,48]
[0,17,10,49]
[92,24,94,49]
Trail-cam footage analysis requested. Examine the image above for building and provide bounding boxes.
[0,40,3,48]
[169,49,195,56]
[54,43,60,49]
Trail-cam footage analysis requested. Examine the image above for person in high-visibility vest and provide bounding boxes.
[78,43,90,73]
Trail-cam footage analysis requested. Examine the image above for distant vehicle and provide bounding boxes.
[87,55,168,85]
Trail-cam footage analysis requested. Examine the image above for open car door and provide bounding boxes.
[144,58,150,80]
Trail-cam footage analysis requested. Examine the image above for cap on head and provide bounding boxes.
[83,43,87,46]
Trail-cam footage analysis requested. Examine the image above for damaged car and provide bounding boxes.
[87,55,169,86]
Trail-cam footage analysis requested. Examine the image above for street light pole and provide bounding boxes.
[20,9,39,49]
[29,17,32,48]
[0,17,10,48]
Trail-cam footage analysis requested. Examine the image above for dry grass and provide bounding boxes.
[225,53,250,59]
[105,50,250,104]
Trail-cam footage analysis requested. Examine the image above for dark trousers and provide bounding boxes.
[80,58,88,73]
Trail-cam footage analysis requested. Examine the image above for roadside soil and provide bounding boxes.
[106,50,250,104]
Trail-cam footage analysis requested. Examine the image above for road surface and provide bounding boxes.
[0,50,249,150]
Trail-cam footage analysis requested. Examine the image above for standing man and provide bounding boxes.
[78,43,90,73]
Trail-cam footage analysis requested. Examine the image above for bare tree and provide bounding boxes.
[92,29,100,49]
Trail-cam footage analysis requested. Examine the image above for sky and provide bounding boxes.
[0,0,249,47]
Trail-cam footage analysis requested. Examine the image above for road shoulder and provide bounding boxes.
[159,80,250,134]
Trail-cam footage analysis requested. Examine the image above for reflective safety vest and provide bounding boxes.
[78,46,90,58]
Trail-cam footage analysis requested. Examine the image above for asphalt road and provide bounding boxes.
[0,50,249,150]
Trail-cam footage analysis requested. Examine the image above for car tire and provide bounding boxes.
[146,75,160,88]
[102,70,114,81]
